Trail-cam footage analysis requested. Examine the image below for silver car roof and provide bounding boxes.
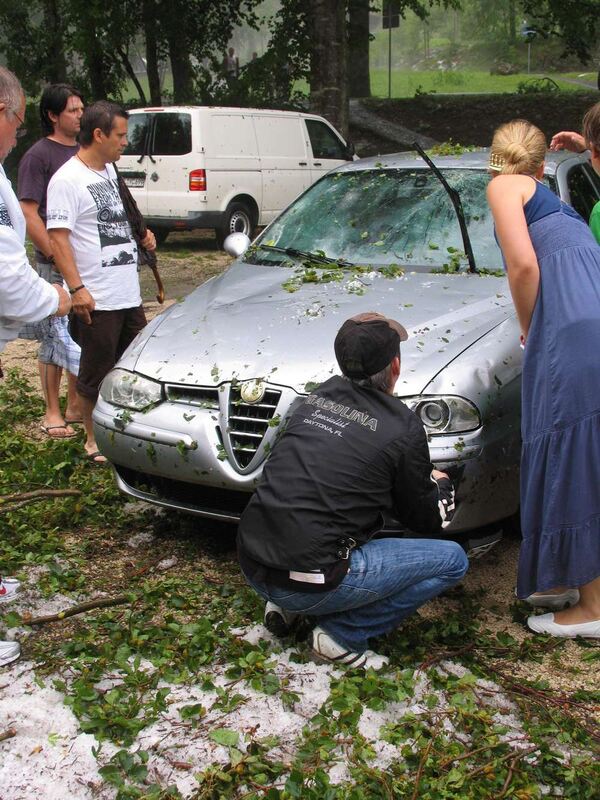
[335,148,578,177]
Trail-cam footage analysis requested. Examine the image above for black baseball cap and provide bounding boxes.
[334,312,408,379]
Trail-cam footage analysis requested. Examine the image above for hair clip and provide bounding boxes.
[488,152,505,172]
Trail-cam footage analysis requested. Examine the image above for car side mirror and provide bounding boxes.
[344,141,356,160]
[224,232,251,257]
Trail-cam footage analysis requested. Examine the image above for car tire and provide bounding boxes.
[154,229,169,246]
[216,201,256,249]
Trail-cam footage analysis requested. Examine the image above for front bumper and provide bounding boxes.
[93,391,520,532]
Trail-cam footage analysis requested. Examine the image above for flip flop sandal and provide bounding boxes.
[40,424,77,439]
[64,417,83,424]
[85,450,108,466]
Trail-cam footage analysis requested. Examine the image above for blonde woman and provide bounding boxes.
[487,119,600,639]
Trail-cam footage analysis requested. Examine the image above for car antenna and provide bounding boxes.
[412,142,478,274]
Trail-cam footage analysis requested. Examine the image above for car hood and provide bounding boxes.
[125,263,514,396]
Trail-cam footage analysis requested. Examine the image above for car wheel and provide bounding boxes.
[154,229,169,246]
[216,201,256,248]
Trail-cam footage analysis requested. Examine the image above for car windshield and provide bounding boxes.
[245,167,504,272]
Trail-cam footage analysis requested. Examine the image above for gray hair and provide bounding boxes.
[353,361,395,393]
[0,67,23,116]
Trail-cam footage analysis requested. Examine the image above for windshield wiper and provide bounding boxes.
[258,243,354,268]
[412,141,478,274]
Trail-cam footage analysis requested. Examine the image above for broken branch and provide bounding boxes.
[24,595,130,625]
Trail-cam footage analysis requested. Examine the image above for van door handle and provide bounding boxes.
[313,162,322,167]
[298,161,307,166]
[150,172,159,182]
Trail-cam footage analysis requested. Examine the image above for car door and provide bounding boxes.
[304,117,350,183]
[561,160,600,222]
[252,114,311,223]
[119,112,152,215]
[145,111,194,221]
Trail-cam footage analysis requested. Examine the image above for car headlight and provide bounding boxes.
[401,395,480,434]
[100,369,163,411]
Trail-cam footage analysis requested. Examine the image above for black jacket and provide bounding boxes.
[238,376,449,577]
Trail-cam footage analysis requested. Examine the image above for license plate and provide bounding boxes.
[123,176,145,188]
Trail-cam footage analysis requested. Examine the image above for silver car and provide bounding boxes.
[93,149,600,537]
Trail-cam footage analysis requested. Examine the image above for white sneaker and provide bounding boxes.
[0,577,21,604]
[0,640,20,667]
[310,626,389,669]
[263,601,299,637]
[527,613,600,639]
[520,588,579,610]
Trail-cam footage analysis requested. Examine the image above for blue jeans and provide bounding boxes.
[243,538,469,653]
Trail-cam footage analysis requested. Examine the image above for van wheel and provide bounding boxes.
[216,201,256,248]
[154,230,169,246]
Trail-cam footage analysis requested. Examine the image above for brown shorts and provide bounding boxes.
[70,305,147,399]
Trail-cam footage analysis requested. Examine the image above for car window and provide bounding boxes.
[151,113,192,156]
[305,119,346,160]
[566,163,600,221]
[122,113,150,157]
[249,168,503,271]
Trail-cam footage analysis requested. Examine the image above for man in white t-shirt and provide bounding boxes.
[47,101,156,464]
[0,66,71,668]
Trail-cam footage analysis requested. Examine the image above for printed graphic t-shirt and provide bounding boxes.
[46,157,140,310]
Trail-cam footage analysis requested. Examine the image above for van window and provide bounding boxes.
[567,163,600,220]
[152,113,192,156]
[305,119,346,160]
[123,113,150,157]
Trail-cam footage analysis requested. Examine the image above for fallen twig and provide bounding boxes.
[23,595,130,625]
[0,728,16,742]
[498,754,519,799]
[0,488,81,512]
[465,745,539,781]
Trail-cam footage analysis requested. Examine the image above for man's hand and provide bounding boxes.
[52,284,71,317]
[432,469,449,481]
[71,286,95,325]
[549,131,586,153]
[141,229,157,251]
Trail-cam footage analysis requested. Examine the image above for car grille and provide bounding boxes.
[166,385,220,409]
[228,385,281,468]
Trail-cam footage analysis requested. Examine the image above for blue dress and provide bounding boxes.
[515,180,600,597]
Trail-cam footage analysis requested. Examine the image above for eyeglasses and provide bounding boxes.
[2,105,27,138]
[12,109,27,139]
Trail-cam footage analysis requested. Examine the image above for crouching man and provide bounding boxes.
[237,312,468,669]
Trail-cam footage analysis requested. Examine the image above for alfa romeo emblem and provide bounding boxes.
[240,379,266,404]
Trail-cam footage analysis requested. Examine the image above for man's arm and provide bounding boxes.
[19,200,53,260]
[549,131,586,153]
[48,228,95,324]
[392,420,454,535]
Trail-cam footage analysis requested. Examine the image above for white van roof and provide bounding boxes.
[128,105,320,118]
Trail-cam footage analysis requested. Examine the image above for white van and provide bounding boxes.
[118,106,356,245]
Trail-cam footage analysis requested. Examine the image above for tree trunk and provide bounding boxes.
[78,10,109,98]
[42,0,67,83]
[117,47,147,104]
[167,33,195,103]
[142,0,162,104]
[309,0,348,137]
[508,0,516,44]
[347,0,370,98]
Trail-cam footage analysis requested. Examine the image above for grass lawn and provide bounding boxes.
[122,69,593,105]
[370,69,591,98]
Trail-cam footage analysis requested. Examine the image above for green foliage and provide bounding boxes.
[2,369,599,799]
[517,77,561,94]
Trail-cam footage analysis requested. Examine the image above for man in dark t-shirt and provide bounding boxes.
[18,84,84,438]
[238,313,468,669]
